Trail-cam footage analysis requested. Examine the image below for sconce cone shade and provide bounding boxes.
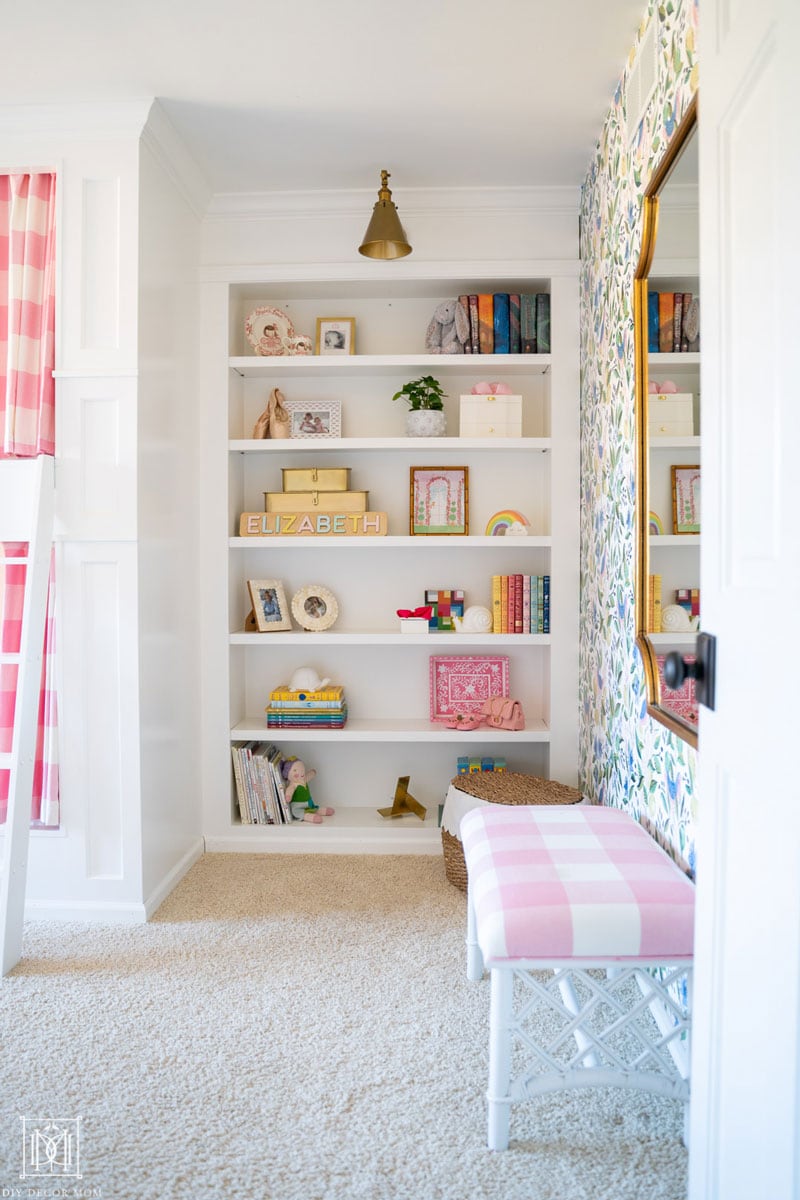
[359,169,412,259]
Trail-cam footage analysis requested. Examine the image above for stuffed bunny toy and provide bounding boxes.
[425,299,470,354]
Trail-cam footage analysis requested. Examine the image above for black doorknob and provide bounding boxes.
[663,652,699,691]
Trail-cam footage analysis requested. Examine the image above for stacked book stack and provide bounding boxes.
[266,683,348,729]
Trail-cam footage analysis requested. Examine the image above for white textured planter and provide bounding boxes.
[406,409,446,437]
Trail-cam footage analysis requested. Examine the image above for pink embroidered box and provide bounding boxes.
[461,804,694,963]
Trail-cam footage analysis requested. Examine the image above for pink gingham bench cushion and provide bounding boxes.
[461,804,694,963]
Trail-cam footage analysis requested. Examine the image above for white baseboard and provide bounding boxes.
[144,837,205,919]
[22,838,206,923]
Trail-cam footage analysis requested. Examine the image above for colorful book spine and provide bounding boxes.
[271,685,344,701]
[492,293,510,354]
[511,573,521,633]
[652,574,662,633]
[520,294,537,353]
[680,293,693,352]
[492,575,502,633]
[500,575,509,634]
[672,292,683,353]
[468,295,480,354]
[542,575,550,634]
[647,292,660,353]
[509,294,521,354]
[691,588,700,617]
[537,577,545,633]
[457,296,472,352]
[658,293,674,353]
[522,574,531,633]
[529,576,538,633]
[477,294,494,354]
[535,293,551,354]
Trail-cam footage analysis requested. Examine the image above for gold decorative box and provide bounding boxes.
[264,490,369,513]
[459,394,523,438]
[281,466,351,492]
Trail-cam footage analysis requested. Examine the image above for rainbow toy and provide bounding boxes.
[649,510,664,535]
[485,510,530,536]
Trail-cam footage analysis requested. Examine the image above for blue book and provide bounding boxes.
[509,295,521,353]
[493,293,510,353]
[647,292,660,352]
[535,294,551,354]
[543,575,550,634]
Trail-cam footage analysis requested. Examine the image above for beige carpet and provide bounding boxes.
[0,854,688,1199]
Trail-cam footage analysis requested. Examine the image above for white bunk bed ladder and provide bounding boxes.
[0,456,55,976]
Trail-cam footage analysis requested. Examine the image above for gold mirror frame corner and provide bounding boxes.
[634,95,699,751]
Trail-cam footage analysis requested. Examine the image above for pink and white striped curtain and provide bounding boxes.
[0,172,58,827]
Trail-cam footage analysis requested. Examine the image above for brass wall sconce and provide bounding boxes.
[358,169,412,260]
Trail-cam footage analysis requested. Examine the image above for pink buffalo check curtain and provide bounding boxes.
[0,173,59,827]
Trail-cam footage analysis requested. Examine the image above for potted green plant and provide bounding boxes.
[392,375,447,437]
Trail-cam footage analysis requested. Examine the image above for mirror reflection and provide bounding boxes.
[634,99,700,747]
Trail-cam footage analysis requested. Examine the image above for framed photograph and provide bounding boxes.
[429,654,510,722]
[284,399,341,439]
[291,584,339,632]
[247,579,292,632]
[671,465,701,534]
[316,317,355,356]
[410,466,469,535]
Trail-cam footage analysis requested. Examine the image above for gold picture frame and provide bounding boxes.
[247,579,292,632]
[316,317,355,355]
[410,466,469,535]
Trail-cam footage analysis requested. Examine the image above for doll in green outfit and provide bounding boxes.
[281,758,335,824]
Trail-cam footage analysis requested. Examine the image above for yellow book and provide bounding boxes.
[500,576,508,634]
[491,575,502,633]
[270,684,344,702]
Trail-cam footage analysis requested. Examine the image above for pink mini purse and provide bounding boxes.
[481,697,525,731]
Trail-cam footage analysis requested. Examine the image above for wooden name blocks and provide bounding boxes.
[240,511,388,537]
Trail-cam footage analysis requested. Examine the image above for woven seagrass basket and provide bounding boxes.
[441,771,583,891]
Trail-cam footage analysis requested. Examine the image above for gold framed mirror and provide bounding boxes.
[634,96,699,748]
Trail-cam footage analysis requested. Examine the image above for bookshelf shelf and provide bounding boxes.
[231,717,551,742]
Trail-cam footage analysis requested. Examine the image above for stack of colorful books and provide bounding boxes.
[265,683,347,729]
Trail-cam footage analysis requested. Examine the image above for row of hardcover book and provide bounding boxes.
[648,291,700,354]
[492,574,550,634]
[231,741,292,825]
[457,293,551,355]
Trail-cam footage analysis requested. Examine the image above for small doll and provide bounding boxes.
[281,757,334,824]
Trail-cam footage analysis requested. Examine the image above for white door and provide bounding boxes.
[689,1,800,1196]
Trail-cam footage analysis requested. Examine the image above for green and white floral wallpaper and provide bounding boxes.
[578,0,699,872]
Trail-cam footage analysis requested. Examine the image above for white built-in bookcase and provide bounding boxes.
[200,267,579,852]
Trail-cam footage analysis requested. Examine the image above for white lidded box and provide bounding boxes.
[459,394,522,438]
[648,393,694,437]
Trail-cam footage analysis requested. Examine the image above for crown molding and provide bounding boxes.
[140,100,212,221]
[205,184,580,222]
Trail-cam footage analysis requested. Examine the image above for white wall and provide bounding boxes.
[137,136,204,909]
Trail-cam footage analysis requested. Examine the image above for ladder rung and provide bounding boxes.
[2,556,28,565]
[0,752,11,768]
[0,653,21,665]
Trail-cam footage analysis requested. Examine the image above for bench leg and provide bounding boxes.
[487,968,513,1150]
[466,880,484,981]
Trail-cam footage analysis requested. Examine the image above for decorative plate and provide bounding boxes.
[291,585,339,632]
[245,306,295,356]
